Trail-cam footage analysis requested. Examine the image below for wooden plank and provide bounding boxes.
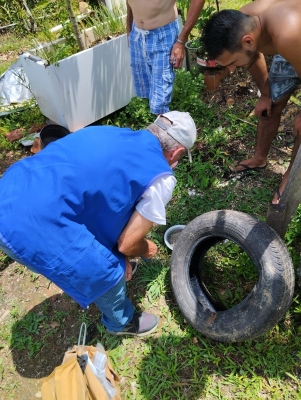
[266,146,301,238]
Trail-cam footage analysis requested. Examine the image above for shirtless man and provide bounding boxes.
[126,0,205,115]
[201,0,301,204]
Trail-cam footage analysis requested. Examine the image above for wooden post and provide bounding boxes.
[65,0,85,52]
[266,145,301,238]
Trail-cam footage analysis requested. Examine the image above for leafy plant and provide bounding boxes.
[90,3,126,42]
[200,240,258,308]
[1,0,32,33]
[103,97,153,129]
[185,4,217,55]
[0,100,45,151]
[10,311,46,356]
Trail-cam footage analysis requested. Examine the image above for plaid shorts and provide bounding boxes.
[129,19,179,114]
[269,55,301,102]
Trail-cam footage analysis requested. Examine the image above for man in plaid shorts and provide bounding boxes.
[126,0,205,115]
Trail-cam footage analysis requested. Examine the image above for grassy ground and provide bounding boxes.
[1,1,301,399]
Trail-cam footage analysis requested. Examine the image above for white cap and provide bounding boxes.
[155,111,197,162]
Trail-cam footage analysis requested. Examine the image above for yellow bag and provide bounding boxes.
[41,323,120,400]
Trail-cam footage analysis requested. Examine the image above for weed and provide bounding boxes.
[30,272,39,282]
[200,240,258,308]
[103,97,153,129]
[10,311,45,356]
[90,3,126,42]
[137,261,170,304]
[0,100,45,151]
[0,251,11,272]
[77,310,94,326]
[13,264,27,275]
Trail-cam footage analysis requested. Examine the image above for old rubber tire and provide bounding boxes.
[170,210,295,342]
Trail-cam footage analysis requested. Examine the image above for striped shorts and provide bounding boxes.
[129,19,179,114]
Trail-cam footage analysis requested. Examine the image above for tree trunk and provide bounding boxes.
[64,0,85,51]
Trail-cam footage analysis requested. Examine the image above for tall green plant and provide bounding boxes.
[1,0,29,32]
[176,0,217,23]
[186,3,217,54]
[90,3,126,41]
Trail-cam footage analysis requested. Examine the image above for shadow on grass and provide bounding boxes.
[9,293,101,379]
[7,272,301,399]
[8,266,152,380]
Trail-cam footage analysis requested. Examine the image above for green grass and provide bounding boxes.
[219,0,250,9]
[1,0,301,398]
[97,67,301,398]
[2,66,301,398]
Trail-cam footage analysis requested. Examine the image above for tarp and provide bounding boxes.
[0,59,33,115]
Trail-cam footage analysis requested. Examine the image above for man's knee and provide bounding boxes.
[271,96,290,115]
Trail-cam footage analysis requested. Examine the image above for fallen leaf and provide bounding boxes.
[50,321,60,329]
[29,123,46,134]
[5,128,24,142]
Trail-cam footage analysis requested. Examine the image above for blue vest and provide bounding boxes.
[0,126,173,308]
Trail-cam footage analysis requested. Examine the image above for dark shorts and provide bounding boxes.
[269,55,301,102]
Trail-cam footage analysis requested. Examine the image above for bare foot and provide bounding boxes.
[271,172,289,204]
[229,157,267,173]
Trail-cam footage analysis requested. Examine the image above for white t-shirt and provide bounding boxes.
[135,175,176,225]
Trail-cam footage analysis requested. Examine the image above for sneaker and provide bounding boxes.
[107,312,159,337]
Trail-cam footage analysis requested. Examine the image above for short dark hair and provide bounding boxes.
[201,10,256,60]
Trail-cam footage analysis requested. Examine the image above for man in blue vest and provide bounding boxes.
[0,111,196,336]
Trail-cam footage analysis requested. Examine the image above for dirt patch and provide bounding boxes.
[0,262,101,399]
[0,148,30,176]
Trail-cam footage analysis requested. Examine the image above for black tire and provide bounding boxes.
[170,210,295,342]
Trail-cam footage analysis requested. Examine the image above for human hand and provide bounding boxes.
[125,257,133,282]
[141,239,158,259]
[170,42,185,69]
[254,95,272,118]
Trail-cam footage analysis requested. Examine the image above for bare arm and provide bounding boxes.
[171,0,205,69]
[117,210,157,258]
[248,52,272,117]
[179,0,205,43]
[126,0,133,37]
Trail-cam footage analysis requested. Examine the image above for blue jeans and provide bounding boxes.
[0,237,133,332]
[94,276,135,332]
